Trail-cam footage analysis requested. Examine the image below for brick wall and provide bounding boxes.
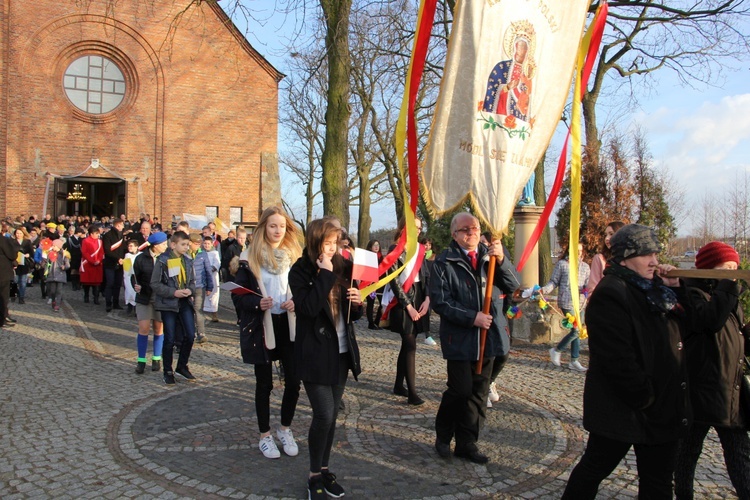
[0,0,281,230]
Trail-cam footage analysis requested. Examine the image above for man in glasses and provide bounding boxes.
[430,212,520,464]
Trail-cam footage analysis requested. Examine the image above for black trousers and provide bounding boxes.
[562,433,678,499]
[435,357,492,451]
[104,267,123,307]
[0,279,9,326]
[304,353,349,474]
[675,423,750,500]
[253,314,300,433]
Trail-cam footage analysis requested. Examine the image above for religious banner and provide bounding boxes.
[422,0,590,233]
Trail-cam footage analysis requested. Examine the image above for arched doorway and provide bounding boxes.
[54,178,127,218]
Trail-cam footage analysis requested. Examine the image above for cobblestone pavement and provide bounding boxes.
[0,284,739,499]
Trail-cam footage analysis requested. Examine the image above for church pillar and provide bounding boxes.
[513,205,544,288]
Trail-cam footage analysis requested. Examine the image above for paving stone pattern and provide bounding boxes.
[0,285,739,499]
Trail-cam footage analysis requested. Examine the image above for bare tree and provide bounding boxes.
[583,1,750,163]
[694,191,720,247]
[278,48,328,226]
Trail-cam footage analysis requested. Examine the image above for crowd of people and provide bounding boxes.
[2,209,750,499]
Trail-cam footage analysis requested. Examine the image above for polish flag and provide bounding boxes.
[352,248,379,284]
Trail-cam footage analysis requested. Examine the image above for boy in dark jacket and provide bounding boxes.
[150,231,196,385]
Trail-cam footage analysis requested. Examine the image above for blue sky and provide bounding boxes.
[232,4,750,237]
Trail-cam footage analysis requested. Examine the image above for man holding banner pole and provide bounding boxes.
[430,212,520,464]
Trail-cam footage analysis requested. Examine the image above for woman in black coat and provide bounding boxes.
[562,224,691,499]
[387,217,429,405]
[674,241,750,499]
[289,217,362,500]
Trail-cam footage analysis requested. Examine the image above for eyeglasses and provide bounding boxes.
[455,226,480,234]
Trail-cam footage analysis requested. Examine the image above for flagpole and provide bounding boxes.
[476,254,497,374]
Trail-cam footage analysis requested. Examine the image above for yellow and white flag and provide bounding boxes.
[422,0,590,232]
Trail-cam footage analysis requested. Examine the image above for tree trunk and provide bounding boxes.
[320,0,352,227]
[533,156,552,284]
[582,92,600,166]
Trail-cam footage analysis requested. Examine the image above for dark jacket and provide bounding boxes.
[14,239,33,276]
[684,278,745,428]
[132,250,158,305]
[289,253,362,385]
[0,236,21,282]
[232,262,270,365]
[583,271,691,444]
[388,248,430,335]
[221,239,244,273]
[65,235,83,272]
[429,240,519,361]
[102,228,126,269]
[150,252,196,312]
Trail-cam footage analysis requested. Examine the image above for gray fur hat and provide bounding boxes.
[609,224,661,263]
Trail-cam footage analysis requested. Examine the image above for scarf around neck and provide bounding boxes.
[605,263,679,314]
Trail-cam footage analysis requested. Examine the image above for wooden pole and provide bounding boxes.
[664,269,750,281]
[476,255,497,374]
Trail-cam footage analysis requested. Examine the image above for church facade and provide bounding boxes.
[0,0,282,227]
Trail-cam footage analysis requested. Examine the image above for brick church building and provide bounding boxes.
[0,0,282,228]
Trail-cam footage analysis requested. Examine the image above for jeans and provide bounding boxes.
[254,314,300,433]
[193,288,206,337]
[15,274,27,300]
[562,433,678,499]
[675,423,750,499]
[47,282,64,304]
[557,308,580,360]
[303,353,349,473]
[160,298,195,373]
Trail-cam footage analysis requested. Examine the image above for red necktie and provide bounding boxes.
[468,250,477,270]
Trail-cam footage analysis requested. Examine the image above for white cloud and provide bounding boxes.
[634,93,750,234]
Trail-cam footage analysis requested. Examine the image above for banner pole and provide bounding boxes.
[476,255,497,374]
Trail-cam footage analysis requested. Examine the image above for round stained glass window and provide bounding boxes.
[63,55,126,114]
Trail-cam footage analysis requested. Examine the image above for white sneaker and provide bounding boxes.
[259,434,281,459]
[569,360,587,372]
[549,348,561,366]
[486,397,493,408]
[47,298,53,305]
[276,427,299,457]
[424,337,437,346]
[488,382,500,403]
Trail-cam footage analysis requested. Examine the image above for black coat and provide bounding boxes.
[132,250,157,305]
[0,236,20,282]
[102,228,126,269]
[684,278,745,428]
[429,240,519,361]
[232,262,271,365]
[388,250,430,335]
[583,272,691,444]
[289,253,362,385]
[14,239,33,276]
[65,236,83,271]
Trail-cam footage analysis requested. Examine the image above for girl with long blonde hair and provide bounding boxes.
[231,207,303,459]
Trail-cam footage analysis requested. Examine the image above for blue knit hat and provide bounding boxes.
[147,232,168,245]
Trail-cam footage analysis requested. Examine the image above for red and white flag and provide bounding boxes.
[422,0,590,233]
[352,248,380,284]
